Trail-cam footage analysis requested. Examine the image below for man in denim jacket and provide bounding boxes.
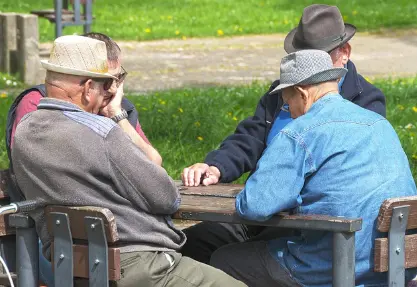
[210,49,417,287]
[181,4,387,264]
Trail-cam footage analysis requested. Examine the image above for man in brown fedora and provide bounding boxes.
[11,35,246,287]
[180,4,386,264]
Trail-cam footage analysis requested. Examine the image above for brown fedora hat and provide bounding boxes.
[284,4,356,53]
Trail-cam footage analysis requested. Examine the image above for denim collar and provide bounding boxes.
[37,98,83,112]
[310,93,342,112]
[338,64,347,92]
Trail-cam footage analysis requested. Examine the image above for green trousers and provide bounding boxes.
[76,251,247,287]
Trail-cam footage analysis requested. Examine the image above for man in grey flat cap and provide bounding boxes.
[209,50,417,286]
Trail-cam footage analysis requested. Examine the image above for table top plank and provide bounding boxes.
[175,182,362,232]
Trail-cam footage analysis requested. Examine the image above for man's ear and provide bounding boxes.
[81,79,93,105]
[341,43,351,65]
[295,86,309,103]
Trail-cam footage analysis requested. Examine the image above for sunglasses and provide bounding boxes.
[80,66,128,91]
[116,66,128,85]
[80,77,114,91]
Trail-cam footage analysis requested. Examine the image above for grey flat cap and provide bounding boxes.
[270,49,347,95]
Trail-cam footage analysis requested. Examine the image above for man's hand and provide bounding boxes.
[100,82,124,118]
[182,163,221,186]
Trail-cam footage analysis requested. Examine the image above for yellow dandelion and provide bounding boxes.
[167,15,173,20]
[194,121,201,127]
[197,136,204,141]
[160,100,166,105]
[144,28,151,33]
[238,27,243,32]
[178,107,184,113]
[217,29,224,36]
[352,10,358,15]
[233,116,238,121]
[413,154,417,160]
[0,93,7,98]
[182,35,187,40]
[283,19,289,25]
[397,105,405,110]
[175,30,180,35]
[412,107,417,113]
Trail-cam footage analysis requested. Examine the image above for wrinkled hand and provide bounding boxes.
[181,163,221,186]
[100,82,124,118]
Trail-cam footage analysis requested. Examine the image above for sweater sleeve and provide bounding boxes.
[105,127,180,215]
[352,75,386,118]
[235,130,315,221]
[204,81,282,183]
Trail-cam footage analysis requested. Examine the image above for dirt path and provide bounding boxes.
[37,30,417,93]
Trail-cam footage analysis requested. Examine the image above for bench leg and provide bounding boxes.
[16,225,39,287]
[83,0,92,34]
[333,232,355,287]
[54,0,63,38]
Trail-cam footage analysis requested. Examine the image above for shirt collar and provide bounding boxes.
[37,98,83,112]
[338,64,347,92]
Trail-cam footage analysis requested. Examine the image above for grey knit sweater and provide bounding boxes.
[11,98,185,259]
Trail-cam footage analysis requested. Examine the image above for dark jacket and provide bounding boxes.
[205,60,386,183]
[5,84,140,201]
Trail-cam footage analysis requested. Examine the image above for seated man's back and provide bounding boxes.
[12,98,183,258]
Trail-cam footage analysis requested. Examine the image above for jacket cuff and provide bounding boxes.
[204,160,228,183]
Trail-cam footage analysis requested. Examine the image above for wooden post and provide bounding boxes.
[0,13,17,74]
[16,14,40,85]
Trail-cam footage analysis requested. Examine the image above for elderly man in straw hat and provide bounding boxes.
[209,49,417,286]
[11,35,246,287]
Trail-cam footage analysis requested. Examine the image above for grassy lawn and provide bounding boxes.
[1,77,416,183]
[1,0,416,42]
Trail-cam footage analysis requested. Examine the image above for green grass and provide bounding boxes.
[2,78,416,183]
[1,0,417,42]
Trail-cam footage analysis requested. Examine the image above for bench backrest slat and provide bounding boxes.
[45,206,119,243]
[51,243,121,281]
[376,196,417,232]
[374,234,417,272]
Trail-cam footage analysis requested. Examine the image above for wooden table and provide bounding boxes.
[173,183,363,287]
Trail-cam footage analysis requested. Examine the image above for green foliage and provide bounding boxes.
[0,73,24,90]
[1,0,417,42]
[0,78,416,183]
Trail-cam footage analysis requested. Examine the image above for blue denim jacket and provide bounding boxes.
[236,94,417,286]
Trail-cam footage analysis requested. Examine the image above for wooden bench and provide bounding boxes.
[374,196,417,286]
[31,0,93,38]
[45,206,121,287]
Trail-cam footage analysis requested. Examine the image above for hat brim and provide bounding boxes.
[41,60,117,79]
[269,67,347,95]
[284,23,356,54]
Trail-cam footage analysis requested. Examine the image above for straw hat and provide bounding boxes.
[270,50,347,94]
[41,35,117,79]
